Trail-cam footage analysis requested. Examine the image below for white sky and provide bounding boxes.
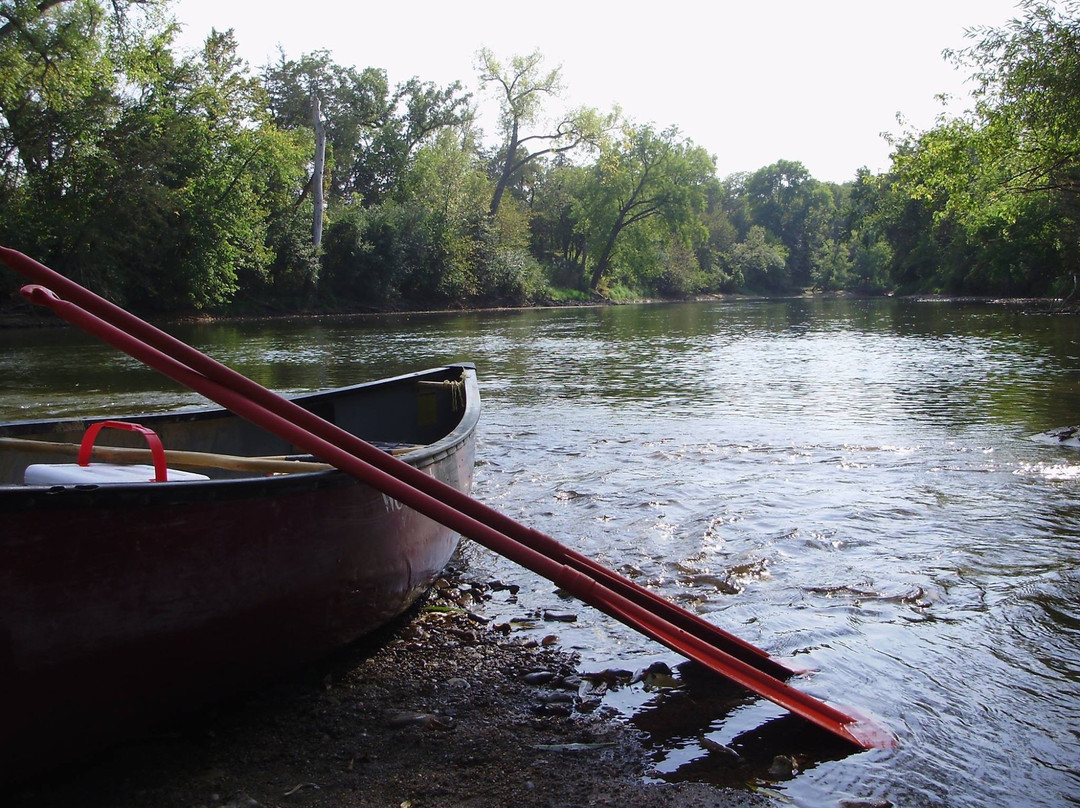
[170,0,1024,184]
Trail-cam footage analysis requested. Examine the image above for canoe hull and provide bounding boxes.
[0,365,479,780]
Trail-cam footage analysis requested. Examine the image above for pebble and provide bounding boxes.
[631,661,680,690]
[385,710,456,730]
[521,670,557,685]
[767,754,797,779]
[583,668,633,686]
[578,678,607,698]
[486,579,520,595]
[699,736,740,758]
[576,697,602,713]
[543,610,577,622]
[536,691,574,704]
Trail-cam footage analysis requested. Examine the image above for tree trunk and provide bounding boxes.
[311,90,326,250]
[489,122,519,217]
[589,219,625,290]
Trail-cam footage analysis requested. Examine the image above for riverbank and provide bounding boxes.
[1,288,1071,331]
[10,550,773,808]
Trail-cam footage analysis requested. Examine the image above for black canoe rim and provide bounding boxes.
[0,363,480,511]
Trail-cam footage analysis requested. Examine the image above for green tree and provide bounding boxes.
[950,0,1080,291]
[263,51,471,207]
[400,127,490,300]
[525,158,590,289]
[0,0,152,41]
[576,124,714,291]
[743,159,839,289]
[0,0,120,267]
[883,1,1080,295]
[476,48,612,218]
[694,178,740,291]
[0,6,312,311]
[954,1,1080,205]
[725,225,789,291]
[321,127,494,308]
[101,28,313,310]
[839,168,894,293]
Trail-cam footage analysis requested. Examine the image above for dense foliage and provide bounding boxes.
[1,0,1077,314]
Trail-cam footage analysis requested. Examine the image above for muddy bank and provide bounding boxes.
[10,554,774,808]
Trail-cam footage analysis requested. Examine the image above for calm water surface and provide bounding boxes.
[3,298,1080,807]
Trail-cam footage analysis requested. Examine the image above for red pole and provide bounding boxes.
[6,253,895,749]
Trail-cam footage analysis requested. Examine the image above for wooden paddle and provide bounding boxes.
[0,436,332,474]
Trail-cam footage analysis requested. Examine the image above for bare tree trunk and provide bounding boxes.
[311,90,326,250]
[589,216,626,290]
[489,120,520,218]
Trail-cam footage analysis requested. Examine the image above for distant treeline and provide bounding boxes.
[1,0,1078,315]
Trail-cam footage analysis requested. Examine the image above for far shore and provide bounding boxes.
[0,289,1070,331]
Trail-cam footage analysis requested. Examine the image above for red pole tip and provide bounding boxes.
[839,711,898,750]
[20,285,61,305]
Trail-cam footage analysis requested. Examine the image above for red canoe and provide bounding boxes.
[0,364,480,782]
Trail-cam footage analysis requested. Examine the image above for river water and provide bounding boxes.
[2,298,1079,807]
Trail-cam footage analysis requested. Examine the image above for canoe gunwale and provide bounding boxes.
[0,363,480,511]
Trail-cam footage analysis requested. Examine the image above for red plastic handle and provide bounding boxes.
[77,420,168,482]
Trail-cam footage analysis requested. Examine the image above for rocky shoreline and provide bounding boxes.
[11,551,773,808]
